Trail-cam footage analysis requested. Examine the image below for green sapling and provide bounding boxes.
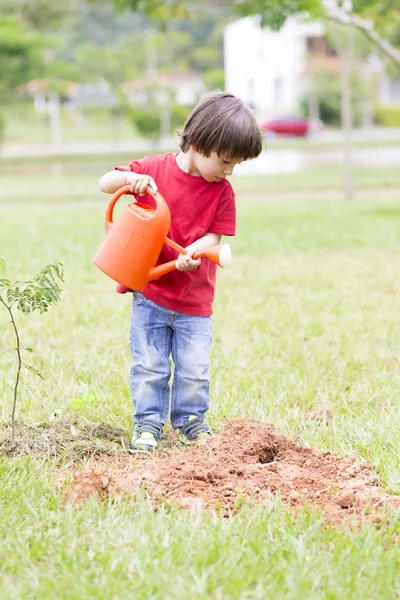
[0,259,64,447]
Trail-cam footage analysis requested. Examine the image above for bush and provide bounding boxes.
[128,105,161,140]
[203,68,225,91]
[170,104,191,135]
[127,103,193,139]
[80,106,116,119]
[375,104,400,127]
[318,88,342,127]
[302,67,371,127]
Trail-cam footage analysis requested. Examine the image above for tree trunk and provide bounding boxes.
[340,25,355,201]
[48,93,62,149]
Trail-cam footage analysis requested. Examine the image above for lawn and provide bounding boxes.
[0,161,400,599]
[2,105,138,145]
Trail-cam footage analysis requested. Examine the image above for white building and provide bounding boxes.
[224,16,324,119]
[224,16,400,121]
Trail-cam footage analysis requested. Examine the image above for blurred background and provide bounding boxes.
[0,0,399,198]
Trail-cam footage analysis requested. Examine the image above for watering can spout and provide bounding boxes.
[200,243,231,267]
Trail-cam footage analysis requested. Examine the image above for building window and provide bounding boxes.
[306,36,337,57]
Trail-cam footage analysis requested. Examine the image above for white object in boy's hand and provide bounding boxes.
[218,243,231,267]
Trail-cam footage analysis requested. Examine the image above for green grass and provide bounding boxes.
[1,460,400,599]
[1,164,400,598]
[1,159,399,203]
[2,105,138,145]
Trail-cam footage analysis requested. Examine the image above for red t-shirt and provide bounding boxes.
[115,153,236,316]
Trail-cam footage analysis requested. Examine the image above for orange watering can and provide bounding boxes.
[93,185,231,292]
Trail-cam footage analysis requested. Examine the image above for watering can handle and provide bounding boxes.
[148,241,231,281]
[104,185,159,233]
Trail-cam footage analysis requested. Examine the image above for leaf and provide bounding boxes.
[24,346,34,353]
[6,287,16,304]
[0,258,6,270]
[24,364,44,379]
[5,261,64,315]
[17,299,32,314]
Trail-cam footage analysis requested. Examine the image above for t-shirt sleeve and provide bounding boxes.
[208,188,236,236]
[114,159,145,173]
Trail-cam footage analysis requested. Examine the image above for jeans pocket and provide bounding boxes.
[133,292,147,306]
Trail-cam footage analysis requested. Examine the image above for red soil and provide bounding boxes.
[59,419,399,526]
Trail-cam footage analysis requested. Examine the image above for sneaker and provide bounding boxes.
[129,418,164,453]
[177,416,213,445]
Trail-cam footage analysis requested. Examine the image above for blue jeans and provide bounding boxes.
[130,293,213,429]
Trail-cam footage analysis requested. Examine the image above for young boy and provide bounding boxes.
[99,91,262,452]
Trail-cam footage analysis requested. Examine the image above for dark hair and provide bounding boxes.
[179,91,263,160]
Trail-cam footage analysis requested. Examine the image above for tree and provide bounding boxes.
[0,0,77,30]
[322,0,400,68]
[0,15,47,99]
[103,0,400,70]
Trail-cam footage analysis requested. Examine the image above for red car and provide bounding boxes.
[259,116,323,137]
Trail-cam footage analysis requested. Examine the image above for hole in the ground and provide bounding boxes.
[257,446,278,464]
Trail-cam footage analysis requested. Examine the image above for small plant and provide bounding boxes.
[0,259,64,447]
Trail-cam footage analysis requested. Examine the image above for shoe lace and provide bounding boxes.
[180,417,210,441]
[135,418,164,441]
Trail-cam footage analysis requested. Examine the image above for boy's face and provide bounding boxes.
[193,149,243,183]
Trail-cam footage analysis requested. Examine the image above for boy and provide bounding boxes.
[99,91,262,452]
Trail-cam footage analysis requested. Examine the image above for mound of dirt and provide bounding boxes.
[60,419,400,525]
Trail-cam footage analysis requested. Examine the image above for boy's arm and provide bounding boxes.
[176,232,223,271]
[99,170,158,195]
[187,232,222,254]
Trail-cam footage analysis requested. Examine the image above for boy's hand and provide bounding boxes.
[126,172,158,195]
[176,249,201,271]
